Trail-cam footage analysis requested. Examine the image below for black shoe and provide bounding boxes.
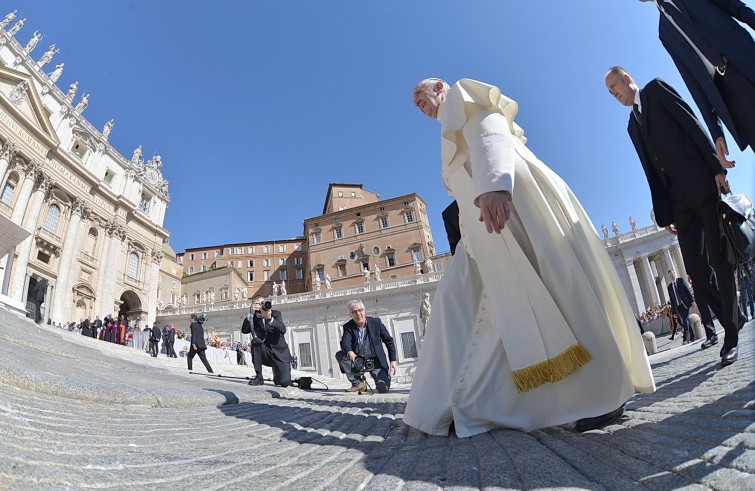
[721,346,738,367]
[248,375,264,386]
[701,335,718,350]
[575,404,625,432]
[668,336,675,340]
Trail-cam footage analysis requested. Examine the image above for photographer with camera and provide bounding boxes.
[336,299,397,393]
[241,295,292,387]
[187,313,214,373]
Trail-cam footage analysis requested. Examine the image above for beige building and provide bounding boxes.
[178,237,307,300]
[0,21,170,326]
[304,184,437,290]
[157,241,182,311]
[179,266,246,308]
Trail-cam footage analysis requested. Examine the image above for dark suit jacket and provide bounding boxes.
[164,328,175,343]
[442,200,461,255]
[242,310,292,362]
[657,0,755,149]
[340,316,397,370]
[627,78,723,227]
[34,281,46,302]
[668,278,694,313]
[189,322,207,349]
[150,325,162,342]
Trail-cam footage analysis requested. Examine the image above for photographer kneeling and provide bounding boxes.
[336,299,397,393]
[242,295,292,387]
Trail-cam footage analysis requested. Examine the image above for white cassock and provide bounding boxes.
[403,79,655,438]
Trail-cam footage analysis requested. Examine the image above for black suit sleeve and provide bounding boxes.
[649,79,723,178]
[340,323,356,353]
[378,320,397,363]
[628,118,674,227]
[268,310,286,334]
[708,0,755,28]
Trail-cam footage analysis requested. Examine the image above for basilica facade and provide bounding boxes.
[0,16,170,326]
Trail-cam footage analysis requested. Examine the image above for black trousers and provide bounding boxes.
[335,350,360,386]
[187,346,213,373]
[715,62,755,151]
[165,341,176,358]
[34,301,43,323]
[675,195,738,350]
[335,350,390,393]
[251,343,290,387]
[149,340,159,357]
[677,307,695,341]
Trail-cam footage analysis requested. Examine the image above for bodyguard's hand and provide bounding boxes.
[715,137,735,169]
[262,309,273,320]
[389,361,398,376]
[715,172,730,194]
[665,224,678,236]
[478,191,511,234]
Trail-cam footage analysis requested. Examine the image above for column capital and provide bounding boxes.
[21,158,42,178]
[0,139,18,161]
[151,248,164,265]
[35,174,55,197]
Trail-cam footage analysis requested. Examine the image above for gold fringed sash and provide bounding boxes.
[511,343,592,393]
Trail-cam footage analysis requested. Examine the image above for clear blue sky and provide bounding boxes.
[14,1,754,253]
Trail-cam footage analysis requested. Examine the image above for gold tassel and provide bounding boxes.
[511,343,592,393]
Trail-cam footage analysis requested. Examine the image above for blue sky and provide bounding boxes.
[13,1,754,253]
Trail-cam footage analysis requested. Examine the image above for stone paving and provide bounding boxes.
[0,309,753,490]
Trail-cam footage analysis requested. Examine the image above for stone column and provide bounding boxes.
[625,260,645,313]
[94,220,114,315]
[10,159,41,225]
[0,140,18,185]
[145,248,163,326]
[9,171,53,302]
[639,255,660,308]
[671,244,687,280]
[50,198,89,323]
[99,223,126,316]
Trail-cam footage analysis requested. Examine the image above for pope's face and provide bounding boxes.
[605,72,636,107]
[413,83,445,119]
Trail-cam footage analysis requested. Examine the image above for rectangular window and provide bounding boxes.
[337,262,347,278]
[248,260,254,267]
[295,257,303,265]
[386,253,396,267]
[248,246,255,254]
[201,265,207,272]
[0,183,14,204]
[189,253,195,261]
[247,271,254,281]
[237,261,242,268]
[221,290,229,300]
[264,271,270,281]
[405,210,415,223]
[313,232,322,244]
[295,268,303,280]
[298,342,313,368]
[263,259,271,267]
[228,261,234,267]
[400,332,418,359]
[103,169,114,184]
[314,269,324,282]
[201,252,207,260]
[171,281,178,289]
[279,258,287,266]
[278,244,286,253]
[280,269,287,281]
[380,216,389,228]
[194,293,200,303]
[334,227,343,239]
[355,222,364,234]
[436,262,444,273]
[411,247,423,262]
[188,266,195,274]
[294,244,302,251]
[263,245,270,253]
[139,194,151,214]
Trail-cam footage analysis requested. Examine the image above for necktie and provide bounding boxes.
[657,0,724,67]
[633,104,642,125]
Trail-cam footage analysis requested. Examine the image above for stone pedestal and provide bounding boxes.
[642,331,657,355]
[688,313,704,341]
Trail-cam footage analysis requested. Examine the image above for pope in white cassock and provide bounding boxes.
[404,78,656,438]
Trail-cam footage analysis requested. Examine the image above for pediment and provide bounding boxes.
[0,66,59,152]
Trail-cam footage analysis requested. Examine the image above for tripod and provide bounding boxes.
[356,371,374,395]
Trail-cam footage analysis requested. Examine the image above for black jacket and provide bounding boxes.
[189,322,207,349]
[150,325,162,342]
[34,281,46,302]
[242,310,292,362]
[627,78,723,227]
[340,316,397,370]
[668,278,694,313]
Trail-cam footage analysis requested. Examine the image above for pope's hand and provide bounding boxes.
[478,191,511,234]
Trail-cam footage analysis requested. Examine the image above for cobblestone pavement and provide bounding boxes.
[0,310,753,490]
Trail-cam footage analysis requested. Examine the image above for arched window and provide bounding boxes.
[0,172,18,205]
[42,204,61,232]
[127,252,139,279]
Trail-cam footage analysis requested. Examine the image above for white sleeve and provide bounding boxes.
[461,109,515,204]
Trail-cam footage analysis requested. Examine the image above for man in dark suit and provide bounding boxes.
[606,67,740,366]
[33,278,46,324]
[187,313,213,373]
[163,324,177,358]
[242,295,292,387]
[92,315,102,339]
[667,270,696,343]
[641,0,755,166]
[149,322,161,357]
[337,299,397,393]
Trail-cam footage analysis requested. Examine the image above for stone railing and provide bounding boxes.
[602,224,661,247]
[158,271,444,316]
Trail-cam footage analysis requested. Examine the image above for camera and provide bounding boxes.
[351,356,374,375]
[197,313,207,324]
[257,300,272,312]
